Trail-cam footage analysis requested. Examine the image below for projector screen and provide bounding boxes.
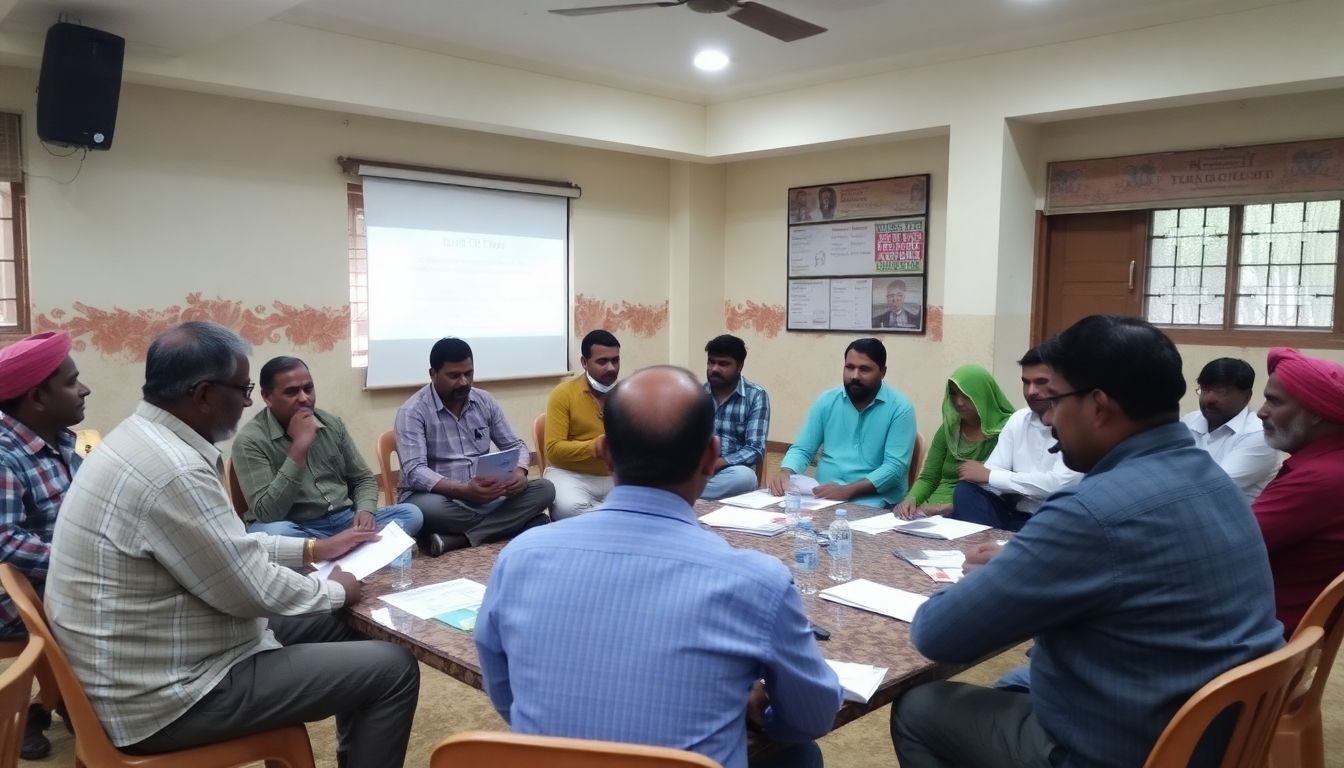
[361,177,570,388]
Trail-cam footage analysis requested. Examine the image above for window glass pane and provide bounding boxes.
[1240,234,1269,265]
[1304,232,1337,265]
[0,183,11,219]
[1202,235,1228,266]
[1269,234,1303,264]
[1152,209,1177,235]
[1243,203,1272,233]
[1270,202,1305,233]
[1145,207,1229,327]
[0,260,12,299]
[1206,206,1230,232]
[1306,200,1341,230]
[1150,237,1175,267]
[1302,296,1335,328]
[1236,199,1340,330]
[0,299,15,327]
[1149,266,1174,292]
[0,219,11,265]
[1147,298,1173,324]
[1175,239,1203,267]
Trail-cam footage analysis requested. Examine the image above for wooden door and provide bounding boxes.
[1033,210,1148,342]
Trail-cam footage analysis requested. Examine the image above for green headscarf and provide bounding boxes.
[942,364,1017,459]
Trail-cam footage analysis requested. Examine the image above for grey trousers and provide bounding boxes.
[890,682,1064,768]
[406,479,554,546]
[127,614,420,768]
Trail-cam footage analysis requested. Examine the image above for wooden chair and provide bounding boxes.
[0,636,44,768]
[0,564,316,768]
[1143,625,1324,768]
[753,460,765,488]
[907,432,924,491]
[430,730,721,768]
[224,460,248,519]
[1271,570,1344,768]
[72,430,100,458]
[376,430,399,504]
[532,414,547,474]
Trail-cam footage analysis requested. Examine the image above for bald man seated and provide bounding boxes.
[477,366,841,768]
[1252,348,1344,637]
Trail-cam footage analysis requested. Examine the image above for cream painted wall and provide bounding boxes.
[1036,88,1344,417]
[0,66,672,465]
[722,135,965,443]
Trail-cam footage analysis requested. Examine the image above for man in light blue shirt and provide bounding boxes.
[769,338,916,507]
[476,366,842,768]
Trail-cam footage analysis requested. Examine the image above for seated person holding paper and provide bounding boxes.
[46,321,419,768]
[1182,357,1280,502]
[232,356,423,540]
[477,366,842,768]
[894,365,1015,521]
[890,315,1281,768]
[396,338,553,556]
[702,334,770,500]
[950,348,1081,531]
[543,329,621,518]
[769,338,916,507]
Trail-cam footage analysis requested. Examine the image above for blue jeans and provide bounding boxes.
[247,504,424,538]
[950,482,1031,532]
[702,464,759,500]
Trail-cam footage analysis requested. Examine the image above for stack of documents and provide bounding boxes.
[893,548,966,583]
[312,521,416,580]
[849,512,901,535]
[719,488,840,512]
[699,506,788,536]
[826,660,888,704]
[845,513,990,540]
[379,578,486,620]
[818,579,928,622]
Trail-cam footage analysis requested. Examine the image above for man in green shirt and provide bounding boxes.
[231,356,423,539]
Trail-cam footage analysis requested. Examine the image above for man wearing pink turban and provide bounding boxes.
[1252,347,1344,636]
[0,330,90,757]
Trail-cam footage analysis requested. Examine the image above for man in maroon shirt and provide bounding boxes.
[1252,347,1344,636]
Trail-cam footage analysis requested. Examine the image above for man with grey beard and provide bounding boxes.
[1251,347,1344,637]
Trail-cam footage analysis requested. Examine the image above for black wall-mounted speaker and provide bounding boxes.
[36,22,125,151]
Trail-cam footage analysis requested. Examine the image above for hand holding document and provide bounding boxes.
[312,521,415,580]
[826,660,888,704]
[474,447,520,482]
[818,579,928,622]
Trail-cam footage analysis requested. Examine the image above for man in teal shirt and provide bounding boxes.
[769,338,916,508]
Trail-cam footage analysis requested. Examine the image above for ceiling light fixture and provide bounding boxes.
[693,49,730,71]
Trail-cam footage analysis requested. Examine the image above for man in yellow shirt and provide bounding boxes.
[543,330,620,519]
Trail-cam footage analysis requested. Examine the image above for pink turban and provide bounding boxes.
[0,332,72,401]
[1267,347,1344,424]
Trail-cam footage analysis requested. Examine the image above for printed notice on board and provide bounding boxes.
[874,219,925,273]
[788,280,830,329]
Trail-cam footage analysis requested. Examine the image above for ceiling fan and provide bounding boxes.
[548,0,826,43]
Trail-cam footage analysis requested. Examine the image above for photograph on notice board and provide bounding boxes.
[787,176,927,224]
[871,277,924,332]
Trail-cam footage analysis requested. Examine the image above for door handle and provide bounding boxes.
[1128,260,1136,291]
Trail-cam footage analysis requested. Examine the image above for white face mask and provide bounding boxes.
[586,372,615,394]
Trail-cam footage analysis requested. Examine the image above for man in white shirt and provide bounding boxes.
[951,348,1080,531]
[1181,357,1280,501]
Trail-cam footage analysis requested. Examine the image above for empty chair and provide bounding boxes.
[0,636,45,768]
[1271,570,1344,768]
[0,564,315,768]
[1143,625,1324,768]
[429,730,721,768]
[532,414,547,474]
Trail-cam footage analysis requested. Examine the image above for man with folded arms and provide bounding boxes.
[478,366,841,768]
[702,334,770,500]
[891,315,1281,768]
[1252,348,1344,637]
[0,330,88,758]
[769,338,916,507]
[1181,357,1280,502]
[46,321,419,768]
[543,329,621,518]
[396,337,553,556]
[232,355,423,540]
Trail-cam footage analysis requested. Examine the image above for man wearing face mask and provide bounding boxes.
[1251,348,1344,637]
[1180,357,1280,502]
[543,330,621,519]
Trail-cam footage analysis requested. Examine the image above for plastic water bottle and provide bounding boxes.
[792,519,820,596]
[828,509,853,583]
[784,481,802,531]
[390,547,413,590]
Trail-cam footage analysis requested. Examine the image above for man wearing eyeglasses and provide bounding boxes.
[231,355,423,540]
[1180,357,1280,501]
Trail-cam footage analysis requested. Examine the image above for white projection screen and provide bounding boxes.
[361,177,570,388]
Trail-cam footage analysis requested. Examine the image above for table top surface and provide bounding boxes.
[345,500,1004,725]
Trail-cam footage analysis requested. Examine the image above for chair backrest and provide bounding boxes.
[430,731,722,768]
[224,460,248,518]
[376,430,399,504]
[73,429,101,458]
[907,432,924,491]
[532,414,547,474]
[0,635,44,768]
[1143,625,1324,768]
[1279,570,1344,724]
[0,564,125,767]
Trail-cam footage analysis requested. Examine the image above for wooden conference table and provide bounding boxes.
[344,501,1003,731]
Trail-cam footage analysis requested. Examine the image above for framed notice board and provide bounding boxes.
[786,174,930,334]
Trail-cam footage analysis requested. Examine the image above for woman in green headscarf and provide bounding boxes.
[893,364,1016,519]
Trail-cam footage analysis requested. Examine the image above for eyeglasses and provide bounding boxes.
[1195,386,1238,397]
[201,380,255,399]
[1036,390,1090,409]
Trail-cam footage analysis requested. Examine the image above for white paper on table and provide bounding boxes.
[904,550,966,568]
[891,517,991,540]
[698,506,788,536]
[312,521,416,580]
[378,578,487,620]
[818,579,928,622]
[826,660,889,704]
[720,490,785,509]
[797,497,841,511]
[473,447,521,482]
[849,512,900,535]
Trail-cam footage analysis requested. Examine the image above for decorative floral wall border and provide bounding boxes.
[926,305,944,342]
[725,300,786,338]
[573,294,668,338]
[32,293,350,361]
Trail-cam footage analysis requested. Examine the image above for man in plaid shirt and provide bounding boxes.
[0,330,90,758]
[701,335,770,500]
